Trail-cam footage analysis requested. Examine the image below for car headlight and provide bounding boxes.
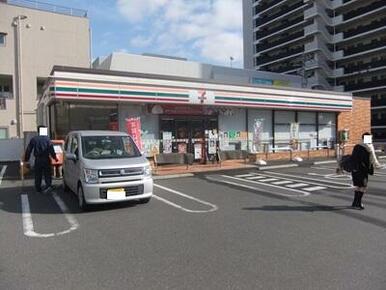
[84,169,98,184]
[144,165,152,177]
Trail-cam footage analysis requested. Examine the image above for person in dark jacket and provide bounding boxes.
[350,132,381,209]
[24,126,58,193]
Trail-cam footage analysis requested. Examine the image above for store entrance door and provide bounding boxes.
[160,115,218,159]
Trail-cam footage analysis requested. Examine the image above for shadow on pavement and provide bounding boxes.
[243,205,351,212]
[0,182,143,215]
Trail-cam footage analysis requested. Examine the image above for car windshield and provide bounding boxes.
[81,135,141,159]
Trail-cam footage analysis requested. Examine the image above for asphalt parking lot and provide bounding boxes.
[1,161,386,290]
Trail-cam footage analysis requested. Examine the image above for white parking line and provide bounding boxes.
[264,171,352,189]
[258,178,278,182]
[303,186,326,191]
[217,175,310,197]
[272,180,293,185]
[0,165,7,186]
[21,193,79,238]
[308,172,352,181]
[153,184,218,213]
[235,174,255,178]
[245,176,267,180]
[286,183,309,188]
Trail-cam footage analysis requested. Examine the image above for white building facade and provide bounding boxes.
[0,0,90,140]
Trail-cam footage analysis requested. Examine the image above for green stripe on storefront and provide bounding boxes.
[215,96,352,108]
[52,86,189,98]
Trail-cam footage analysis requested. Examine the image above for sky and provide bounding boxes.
[46,0,244,67]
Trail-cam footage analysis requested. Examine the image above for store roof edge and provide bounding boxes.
[49,65,352,97]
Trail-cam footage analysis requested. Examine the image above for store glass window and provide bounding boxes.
[274,111,295,146]
[298,112,317,149]
[248,109,272,152]
[0,128,8,139]
[52,102,118,139]
[318,112,336,147]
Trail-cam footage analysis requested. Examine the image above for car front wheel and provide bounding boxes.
[77,185,89,211]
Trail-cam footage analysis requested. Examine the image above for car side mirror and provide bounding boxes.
[66,153,77,161]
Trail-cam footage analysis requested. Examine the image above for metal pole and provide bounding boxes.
[16,16,24,138]
[89,27,92,68]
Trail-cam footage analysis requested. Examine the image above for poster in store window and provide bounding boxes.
[194,143,202,159]
[178,143,187,154]
[253,119,263,152]
[162,132,173,154]
[125,117,142,151]
[290,122,299,140]
[208,130,217,154]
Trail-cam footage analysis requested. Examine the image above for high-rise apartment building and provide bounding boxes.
[243,0,386,141]
[0,0,90,139]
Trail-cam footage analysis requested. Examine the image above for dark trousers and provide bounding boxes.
[34,157,52,191]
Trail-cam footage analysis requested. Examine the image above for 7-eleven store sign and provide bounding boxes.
[189,90,215,105]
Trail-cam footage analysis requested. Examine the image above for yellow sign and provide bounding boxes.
[273,80,291,87]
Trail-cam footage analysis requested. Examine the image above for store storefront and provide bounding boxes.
[38,66,355,161]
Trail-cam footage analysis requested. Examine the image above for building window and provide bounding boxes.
[318,112,336,147]
[0,128,8,139]
[0,33,6,46]
[0,98,5,110]
[274,110,296,145]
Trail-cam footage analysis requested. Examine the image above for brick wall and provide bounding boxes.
[337,97,371,154]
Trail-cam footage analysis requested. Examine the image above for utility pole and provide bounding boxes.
[14,15,28,138]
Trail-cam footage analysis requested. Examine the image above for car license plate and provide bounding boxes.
[107,188,125,200]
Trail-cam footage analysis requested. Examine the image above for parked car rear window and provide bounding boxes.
[81,135,141,159]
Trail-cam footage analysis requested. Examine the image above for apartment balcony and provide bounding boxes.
[304,21,344,43]
[268,63,300,73]
[344,59,386,74]
[255,0,286,14]
[256,15,304,39]
[372,118,386,127]
[304,3,343,26]
[372,97,386,107]
[256,30,304,52]
[304,39,344,61]
[307,61,345,78]
[254,1,305,27]
[345,79,386,91]
[343,18,386,39]
[0,92,13,99]
[343,0,386,21]
[256,46,304,66]
[307,75,334,90]
[344,40,386,56]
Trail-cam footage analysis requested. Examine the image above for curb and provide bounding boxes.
[313,160,337,165]
[257,164,298,170]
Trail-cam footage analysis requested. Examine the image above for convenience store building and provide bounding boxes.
[38,66,370,160]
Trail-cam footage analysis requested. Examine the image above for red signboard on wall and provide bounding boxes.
[125,117,142,150]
